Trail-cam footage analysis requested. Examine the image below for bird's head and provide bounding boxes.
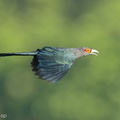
[78,47,99,57]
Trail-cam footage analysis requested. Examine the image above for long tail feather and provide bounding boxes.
[0,51,38,57]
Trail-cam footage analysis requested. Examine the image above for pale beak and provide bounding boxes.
[91,49,99,56]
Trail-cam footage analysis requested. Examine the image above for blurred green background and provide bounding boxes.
[0,0,120,120]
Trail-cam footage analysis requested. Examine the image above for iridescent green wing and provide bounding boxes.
[31,47,75,82]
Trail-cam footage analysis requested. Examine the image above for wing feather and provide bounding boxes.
[31,47,75,82]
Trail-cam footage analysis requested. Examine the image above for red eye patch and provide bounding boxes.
[83,48,91,53]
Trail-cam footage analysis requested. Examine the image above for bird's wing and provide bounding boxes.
[31,47,75,82]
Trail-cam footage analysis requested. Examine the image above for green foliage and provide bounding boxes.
[0,0,120,120]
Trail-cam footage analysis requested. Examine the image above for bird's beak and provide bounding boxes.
[91,49,99,56]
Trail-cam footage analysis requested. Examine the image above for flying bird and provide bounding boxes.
[0,47,99,83]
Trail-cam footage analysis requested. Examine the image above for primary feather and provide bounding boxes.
[31,47,76,82]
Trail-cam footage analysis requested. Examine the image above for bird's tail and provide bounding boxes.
[0,51,38,57]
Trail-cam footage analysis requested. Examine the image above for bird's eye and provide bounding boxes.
[83,48,91,53]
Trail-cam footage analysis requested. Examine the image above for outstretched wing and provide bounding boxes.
[31,47,75,82]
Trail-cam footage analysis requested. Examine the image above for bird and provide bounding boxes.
[0,47,99,83]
